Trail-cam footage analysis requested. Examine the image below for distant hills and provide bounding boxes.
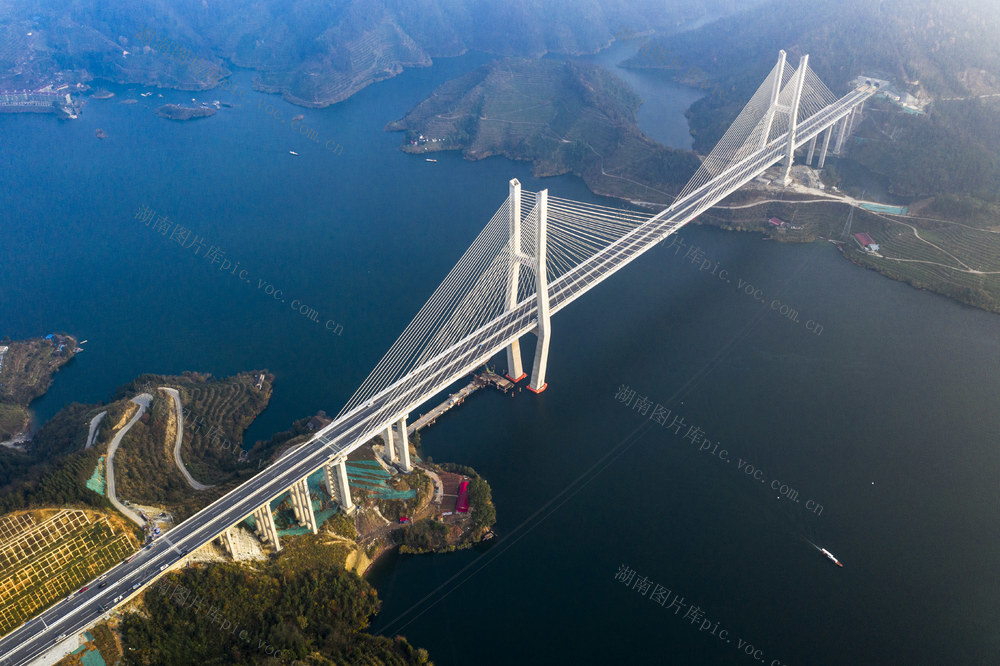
[625,0,1000,97]
[621,0,1000,206]
[0,0,752,106]
[387,58,699,204]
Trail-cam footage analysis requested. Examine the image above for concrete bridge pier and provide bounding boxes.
[806,135,817,165]
[325,457,355,514]
[289,477,317,534]
[220,527,237,557]
[833,115,849,154]
[253,503,281,552]
[382,425,398,465]
[817,125,834,169]
[395,417,412,472]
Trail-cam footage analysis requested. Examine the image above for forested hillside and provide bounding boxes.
[1,0,756,106]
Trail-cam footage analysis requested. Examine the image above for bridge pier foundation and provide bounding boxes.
[289,477,317,534]
[806,135,817,165]
[253,502,281,552]
[326,457,355,514]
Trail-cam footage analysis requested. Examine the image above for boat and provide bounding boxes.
[289,151,299,156]
[820,547,843,567]
[140,92,153,97]
[425,158,437,163]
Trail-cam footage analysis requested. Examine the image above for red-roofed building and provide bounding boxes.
[768,217,785,227]
[854,232,880,252]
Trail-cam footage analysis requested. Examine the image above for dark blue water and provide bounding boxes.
[3,50,1000,665]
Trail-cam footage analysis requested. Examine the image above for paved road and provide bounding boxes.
[0,85,874,666]
[105,394,151,528]
[162,387,212,491]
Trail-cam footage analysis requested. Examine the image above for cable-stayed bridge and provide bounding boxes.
[0,52,875,665]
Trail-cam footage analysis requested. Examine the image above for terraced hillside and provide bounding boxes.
[388,58,699,205]
[0,509,138,636]
[113,372,273,519]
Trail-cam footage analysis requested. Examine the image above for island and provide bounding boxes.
[387,58,699,206]
[155,104,216,121]
[0,334,79,448]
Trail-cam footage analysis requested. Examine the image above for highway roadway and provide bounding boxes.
[0,84,874,666]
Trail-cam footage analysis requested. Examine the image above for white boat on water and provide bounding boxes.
[289,151,299,156]
[425,158,437,163]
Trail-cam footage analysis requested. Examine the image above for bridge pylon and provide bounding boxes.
[505,178,527,383]
[528,188,551,393]
[503,179,551,393]
[781,54,809,185]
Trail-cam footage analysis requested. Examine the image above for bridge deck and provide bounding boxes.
[0,84,875,666]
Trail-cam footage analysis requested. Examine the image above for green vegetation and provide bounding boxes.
[328,511,357,541]
[107,371,283,520]
[618,0,1000,313]
[89,623,121,665]
[467,478,496,532]
[0,403,111,514]
[0,403,28,442]
[398,465,495,555]
[120,371,272,483]
[388,58,699,206]
[376,470,431,523]
[848,98,1000,203]
[398,519,451,554]
[0,335,77,407]
[0,335,78,441]
[115,393,216,515]
[119,542,431,665]
[1,0,729,106]
[701,194,1000,312]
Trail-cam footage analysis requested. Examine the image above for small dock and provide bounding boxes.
[407,371,515,435]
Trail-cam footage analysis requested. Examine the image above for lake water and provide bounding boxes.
[2,43,999,666]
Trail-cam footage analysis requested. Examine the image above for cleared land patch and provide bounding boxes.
[0,508,138,636]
